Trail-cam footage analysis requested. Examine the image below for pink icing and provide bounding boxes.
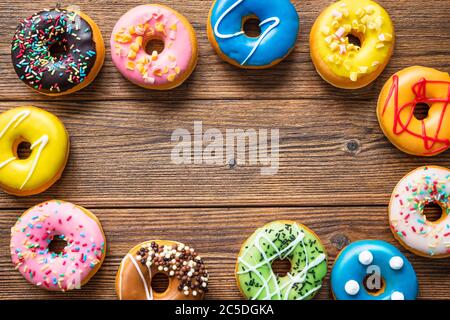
[110,5,196,88]
[10,201,106,291]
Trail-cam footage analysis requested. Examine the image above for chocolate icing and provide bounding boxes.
[11,8,98,94]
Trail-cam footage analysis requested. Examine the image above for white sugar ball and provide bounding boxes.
[358,250,373,265]
[344,280,360,296]
[389,256,404,270]
[391,291,405,300]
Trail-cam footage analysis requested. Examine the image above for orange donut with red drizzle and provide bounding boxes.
[377,66,450,156]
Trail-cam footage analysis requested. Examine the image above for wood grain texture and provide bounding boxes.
[0,0,449,300]
[1,99,450,208]
[1,207,450,300]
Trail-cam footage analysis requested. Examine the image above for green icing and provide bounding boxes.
[237,221,327,300]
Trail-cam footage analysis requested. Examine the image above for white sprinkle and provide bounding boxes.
[335,27,346,38]
[391,291,405,300]
[344,280,360,295]
[332,10,343,18]
[389,256,404,270]
[358,250,373,265]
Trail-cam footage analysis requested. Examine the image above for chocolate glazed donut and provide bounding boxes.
[11,8,105,96]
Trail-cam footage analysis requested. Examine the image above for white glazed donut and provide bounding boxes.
[389,166,450,258]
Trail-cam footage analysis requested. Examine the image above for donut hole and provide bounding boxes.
[15,141,31,160]
[347,33,362,48]
[49,41,68,60]
[145,38,165,55]
[243,17,261,38]
[423,202,443,222]
[151,273,170,293]
[363,273,386,296]
[271,258,292,277]
[48,236,68,255]
[413,103,430,120]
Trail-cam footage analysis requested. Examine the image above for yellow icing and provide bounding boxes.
[0,107,69,195]
[313,0,394,81]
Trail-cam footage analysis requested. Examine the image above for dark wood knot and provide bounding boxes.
[330,234,351,250]
[344,139,361,155]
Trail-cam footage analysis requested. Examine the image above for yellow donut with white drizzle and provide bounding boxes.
[0,107,69,196]
[310,0,395,89]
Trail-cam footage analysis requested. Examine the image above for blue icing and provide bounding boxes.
[331,240,418,300]
[209,0,299,67]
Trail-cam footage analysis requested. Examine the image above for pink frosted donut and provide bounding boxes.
[10,200,106,291]
[111,4,198,90]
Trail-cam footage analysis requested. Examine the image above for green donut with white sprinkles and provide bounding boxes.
[236,220,327,300]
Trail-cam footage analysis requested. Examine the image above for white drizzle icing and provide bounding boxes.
[20,134,48,190]
[0,110,31,139]
[237,223,326,300]
[213,0,280,65]
[0,157,16,169]
[0,109,50,190]
[120,254,154,300]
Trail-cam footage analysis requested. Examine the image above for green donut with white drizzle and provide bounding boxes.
[236,220,327,300]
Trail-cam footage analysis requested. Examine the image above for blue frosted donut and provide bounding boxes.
[207,0,299,68]
[331,240,418,300]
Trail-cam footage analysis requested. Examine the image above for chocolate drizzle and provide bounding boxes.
[11,8,98,94]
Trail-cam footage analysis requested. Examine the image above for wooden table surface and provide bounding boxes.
[0,0,449,300]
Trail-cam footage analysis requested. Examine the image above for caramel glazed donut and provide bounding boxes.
[11,7,105,96]
[116,241,209,300]
[310,0,394,89]
[377,66,450,156]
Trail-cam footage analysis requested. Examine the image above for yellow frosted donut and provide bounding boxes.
[0,107,69,196]
[310,0,395,89]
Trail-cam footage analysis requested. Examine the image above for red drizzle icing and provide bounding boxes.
[382,75,450,155]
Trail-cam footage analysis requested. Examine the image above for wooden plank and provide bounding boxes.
[0,1,448,101]
[0,100,449,209]
[1,206,449,300]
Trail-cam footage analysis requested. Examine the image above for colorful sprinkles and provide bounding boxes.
[11,8,97,94]
[10,201,105,291]
[390,167,450,257]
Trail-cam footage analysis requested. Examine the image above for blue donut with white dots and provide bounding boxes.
[207,0,299,68]
[331,240,418,300]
